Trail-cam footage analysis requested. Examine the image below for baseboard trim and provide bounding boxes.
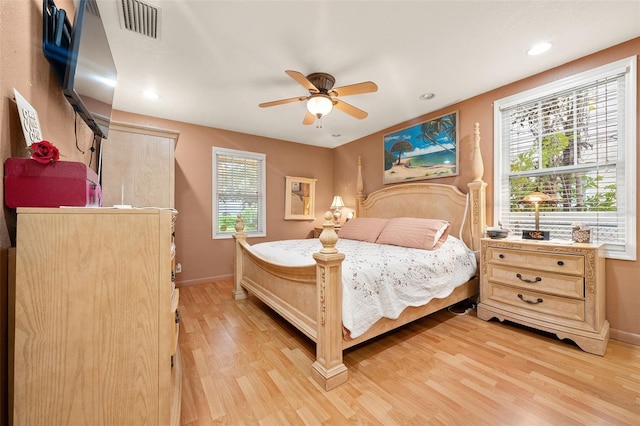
[610,328,640,346]
[176,274,233,286]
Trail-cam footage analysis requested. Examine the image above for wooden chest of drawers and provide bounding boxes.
[10,208,182,425]
[477,238,609,355]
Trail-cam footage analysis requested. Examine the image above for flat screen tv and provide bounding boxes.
[43,0,117,138]
[42,0,72,85]
[55,0,117,139]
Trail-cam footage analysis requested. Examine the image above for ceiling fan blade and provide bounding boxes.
[330,81,378,97]
[259,96,307,108]
[334,99,368,119]
[303,110,316,125]
[285,70,319,93]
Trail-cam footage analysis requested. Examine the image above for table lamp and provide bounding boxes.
[522,190,551,240]
[330,195,345,226]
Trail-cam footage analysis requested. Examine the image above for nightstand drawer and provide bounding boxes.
[487,264,584,298]
[487,247,584,275]
[487,283,585,322]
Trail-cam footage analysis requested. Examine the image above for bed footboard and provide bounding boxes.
[233,213,348,390]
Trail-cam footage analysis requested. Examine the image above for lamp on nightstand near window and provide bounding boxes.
[522,189,551,240]
[330,195,345,226]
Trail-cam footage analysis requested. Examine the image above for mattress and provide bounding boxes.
[249,236,477,338]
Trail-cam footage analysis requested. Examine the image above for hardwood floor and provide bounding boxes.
[178,281,640,425]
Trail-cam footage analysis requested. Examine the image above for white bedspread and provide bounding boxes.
[249,237,477,338]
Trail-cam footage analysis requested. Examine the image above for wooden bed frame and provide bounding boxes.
[233,123,487,390]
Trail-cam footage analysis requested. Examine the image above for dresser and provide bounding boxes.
[477,238,609,355]
[10,208,181,425]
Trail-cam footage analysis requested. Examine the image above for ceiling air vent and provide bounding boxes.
[118,0,161,39]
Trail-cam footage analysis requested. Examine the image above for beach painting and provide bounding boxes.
[383,112,459,184]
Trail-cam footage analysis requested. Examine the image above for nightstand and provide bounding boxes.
[477,238,609,355]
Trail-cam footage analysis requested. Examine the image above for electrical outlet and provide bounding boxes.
[176,263,182,273]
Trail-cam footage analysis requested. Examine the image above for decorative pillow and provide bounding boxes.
[337,218,390,243]
[375,217,451,250]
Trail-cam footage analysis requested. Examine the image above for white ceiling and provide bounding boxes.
[97,0,640,148]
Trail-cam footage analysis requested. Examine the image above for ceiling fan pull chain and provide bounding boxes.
[316,116,323,129]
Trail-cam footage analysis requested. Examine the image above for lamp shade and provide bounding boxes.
[330,195,345,209]
[307,94,333,117]
[523,190,551,203]
[523,189,551,232]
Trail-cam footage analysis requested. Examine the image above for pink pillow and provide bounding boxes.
[376,217,451,250]
[338,218,390,242]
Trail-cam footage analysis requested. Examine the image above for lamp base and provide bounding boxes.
[522,230,550,240]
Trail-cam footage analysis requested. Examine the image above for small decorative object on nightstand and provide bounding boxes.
[572,222,591,243]
[477,238,609,355]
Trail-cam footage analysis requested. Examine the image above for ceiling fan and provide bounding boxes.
[259,70,378,125]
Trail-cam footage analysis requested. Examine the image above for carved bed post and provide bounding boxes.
[355,156,365,218]
[471,122,484,182]
[311,212,348,390]
[232,215,249,300]
[467,122,487,252]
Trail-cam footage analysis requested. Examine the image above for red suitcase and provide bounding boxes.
[4,158,101,208]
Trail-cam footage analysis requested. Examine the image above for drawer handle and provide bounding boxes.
[516,273,542,284]
[557,260,564,266]
[499,254,505,259]
[518,294,543,304]
[175,309,180,324]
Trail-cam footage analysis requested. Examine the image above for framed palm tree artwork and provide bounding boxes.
[383,111,458,184]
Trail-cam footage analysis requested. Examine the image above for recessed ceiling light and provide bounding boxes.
[527,42,552,56]
[420,93,435,101]
[143,90,160,100]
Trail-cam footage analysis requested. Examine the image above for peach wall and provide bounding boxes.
[334,38,640,344]
[110,110,334,285]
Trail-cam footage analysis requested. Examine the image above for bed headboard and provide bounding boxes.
[358,183,472,244]
[355,122,487,252]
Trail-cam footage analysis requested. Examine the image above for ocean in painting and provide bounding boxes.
[404,150,456,168]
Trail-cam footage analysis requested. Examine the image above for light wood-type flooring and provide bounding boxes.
[178,281,640,425]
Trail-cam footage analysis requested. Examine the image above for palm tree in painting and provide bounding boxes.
[390,140,413,165]
[417,114,456,154]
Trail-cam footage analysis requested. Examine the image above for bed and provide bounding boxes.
[233,123,487,390]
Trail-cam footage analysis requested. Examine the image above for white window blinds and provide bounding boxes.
[212,147,266,238]
[494,56,636,260]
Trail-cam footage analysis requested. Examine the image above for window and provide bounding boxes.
[494,56,636,260]
[212,147,266,239]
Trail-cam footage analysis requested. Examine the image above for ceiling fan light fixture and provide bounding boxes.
[307,94,333,117]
